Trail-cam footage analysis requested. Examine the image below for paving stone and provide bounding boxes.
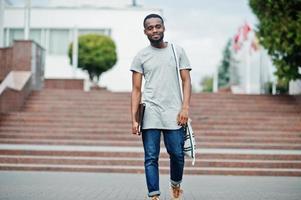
[0,171,301,200]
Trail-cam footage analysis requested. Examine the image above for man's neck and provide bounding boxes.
[151,41,167,49]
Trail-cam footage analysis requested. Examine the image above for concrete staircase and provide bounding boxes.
[0,89,301,176]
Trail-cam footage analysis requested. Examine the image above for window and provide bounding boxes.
[48,29,70,55]
[3,28,111,55]
[5,28,42,47]
[30,29,42,46]
[8,29,24,45]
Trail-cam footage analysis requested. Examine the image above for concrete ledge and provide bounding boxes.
[0,71,32,113]
[0,71,31,94]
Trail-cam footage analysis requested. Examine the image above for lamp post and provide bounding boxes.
[213,68,218,93]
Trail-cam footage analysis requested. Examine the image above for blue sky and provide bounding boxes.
[8,0,258,90]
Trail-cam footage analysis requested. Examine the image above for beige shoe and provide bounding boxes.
[171,185,183,200]
[151,196,160,200]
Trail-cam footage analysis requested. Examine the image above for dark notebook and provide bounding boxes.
[136,103,146,133]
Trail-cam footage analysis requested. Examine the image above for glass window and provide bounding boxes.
[49,29,70,55]
[30,29,42,46]
[6,28,42,47]
[9,29,24,45]
[5,28,111,54]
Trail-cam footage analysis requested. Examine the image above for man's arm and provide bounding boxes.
[131,71,143,135]
[177,69,191,126]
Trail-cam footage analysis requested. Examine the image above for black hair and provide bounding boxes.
[143,14,164,28]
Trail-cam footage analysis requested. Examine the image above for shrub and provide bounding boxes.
[68,34,117,84]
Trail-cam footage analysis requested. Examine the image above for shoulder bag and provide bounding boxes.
[171,43,196,165]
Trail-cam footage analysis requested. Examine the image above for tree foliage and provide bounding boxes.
[68,34,117,83]
[218,39,232,88]
[201,76,213,92]
[249,0,301,83]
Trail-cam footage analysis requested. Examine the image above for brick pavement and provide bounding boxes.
[1,171,301,200]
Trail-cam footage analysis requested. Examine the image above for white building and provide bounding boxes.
[2,0,162,91]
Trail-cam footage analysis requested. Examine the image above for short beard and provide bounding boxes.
[148,34,164,44]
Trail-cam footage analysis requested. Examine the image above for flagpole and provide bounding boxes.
[245,45,251,94]
[213,68,218,93]
[259,47,264,94]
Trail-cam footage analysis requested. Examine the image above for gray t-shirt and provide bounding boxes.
[130,43,191,130]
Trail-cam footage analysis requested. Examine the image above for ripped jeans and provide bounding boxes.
[142,128,185,197]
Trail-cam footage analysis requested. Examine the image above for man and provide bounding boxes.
[130,13,192,200]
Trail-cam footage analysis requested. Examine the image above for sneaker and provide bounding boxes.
[151,196,160,200]
[171,185,183,200]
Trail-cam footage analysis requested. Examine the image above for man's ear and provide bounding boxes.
[144,29,147,35]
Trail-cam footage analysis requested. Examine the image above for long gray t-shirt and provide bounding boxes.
[130,43,191,130]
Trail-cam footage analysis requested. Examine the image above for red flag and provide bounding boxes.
[242,22,251,40]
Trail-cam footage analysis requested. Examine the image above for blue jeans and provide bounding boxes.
[142,128,185,197]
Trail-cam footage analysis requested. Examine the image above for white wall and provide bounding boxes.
[289,67,301,95]
[4,7,161,91]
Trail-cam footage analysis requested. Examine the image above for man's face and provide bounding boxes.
[144,17,165,43]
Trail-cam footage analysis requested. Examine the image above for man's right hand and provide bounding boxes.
[132,121,141,135]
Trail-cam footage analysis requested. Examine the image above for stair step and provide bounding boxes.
[1,163,300,176]
[0,89,300,176]
[1,155,301,168]
[1,127,300,137]
[1,139,301,149]
[1,133,301,143]
[2,148,301,159]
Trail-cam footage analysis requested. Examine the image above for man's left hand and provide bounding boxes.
[177,108,189,126]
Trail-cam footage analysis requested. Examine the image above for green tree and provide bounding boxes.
[249,0,301,84]
[68,34,117,84]
[201,76,213,92]
[218,39,232,88]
